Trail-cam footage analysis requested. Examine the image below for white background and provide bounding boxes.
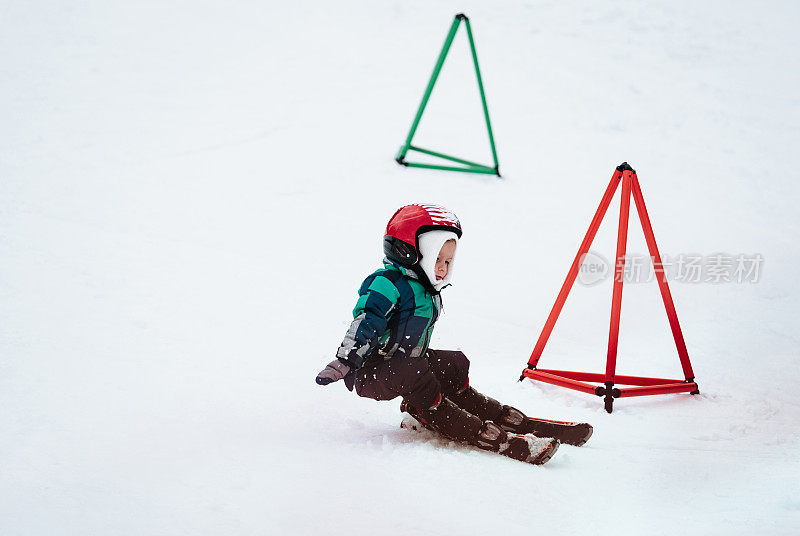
[2,1,799,534]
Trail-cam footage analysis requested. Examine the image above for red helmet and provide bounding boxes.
[383,204,462,266]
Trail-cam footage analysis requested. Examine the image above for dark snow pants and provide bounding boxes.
[354,349,470,410]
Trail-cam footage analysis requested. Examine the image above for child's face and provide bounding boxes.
[434,240,457,281]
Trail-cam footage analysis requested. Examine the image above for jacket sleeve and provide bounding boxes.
[336,274,401,368]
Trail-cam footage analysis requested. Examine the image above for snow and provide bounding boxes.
[2,1,799,534]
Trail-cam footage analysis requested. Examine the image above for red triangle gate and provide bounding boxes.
[521,163,699,413]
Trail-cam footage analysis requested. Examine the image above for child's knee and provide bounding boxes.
[450,351,470,376]
[426,349,471,394]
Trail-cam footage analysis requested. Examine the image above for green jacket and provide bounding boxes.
[336,260,442,368]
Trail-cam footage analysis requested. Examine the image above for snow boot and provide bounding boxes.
[404,396,483,443]
[474,421,560,465]
[449,385,593,446]
[448,385,525,430]
[401,399,560,465]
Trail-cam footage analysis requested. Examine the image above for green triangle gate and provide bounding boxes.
[395,14,501,176]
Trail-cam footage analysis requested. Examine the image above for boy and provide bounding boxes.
[316,204,590,465]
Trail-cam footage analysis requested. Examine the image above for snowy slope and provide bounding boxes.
[2,1,799,534]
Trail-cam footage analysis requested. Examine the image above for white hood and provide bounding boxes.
[417,230,459,291]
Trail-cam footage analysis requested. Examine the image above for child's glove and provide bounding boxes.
[315,359,352,386]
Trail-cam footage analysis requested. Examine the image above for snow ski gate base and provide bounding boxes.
[395,14,500,177]
[521,163,699,413]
